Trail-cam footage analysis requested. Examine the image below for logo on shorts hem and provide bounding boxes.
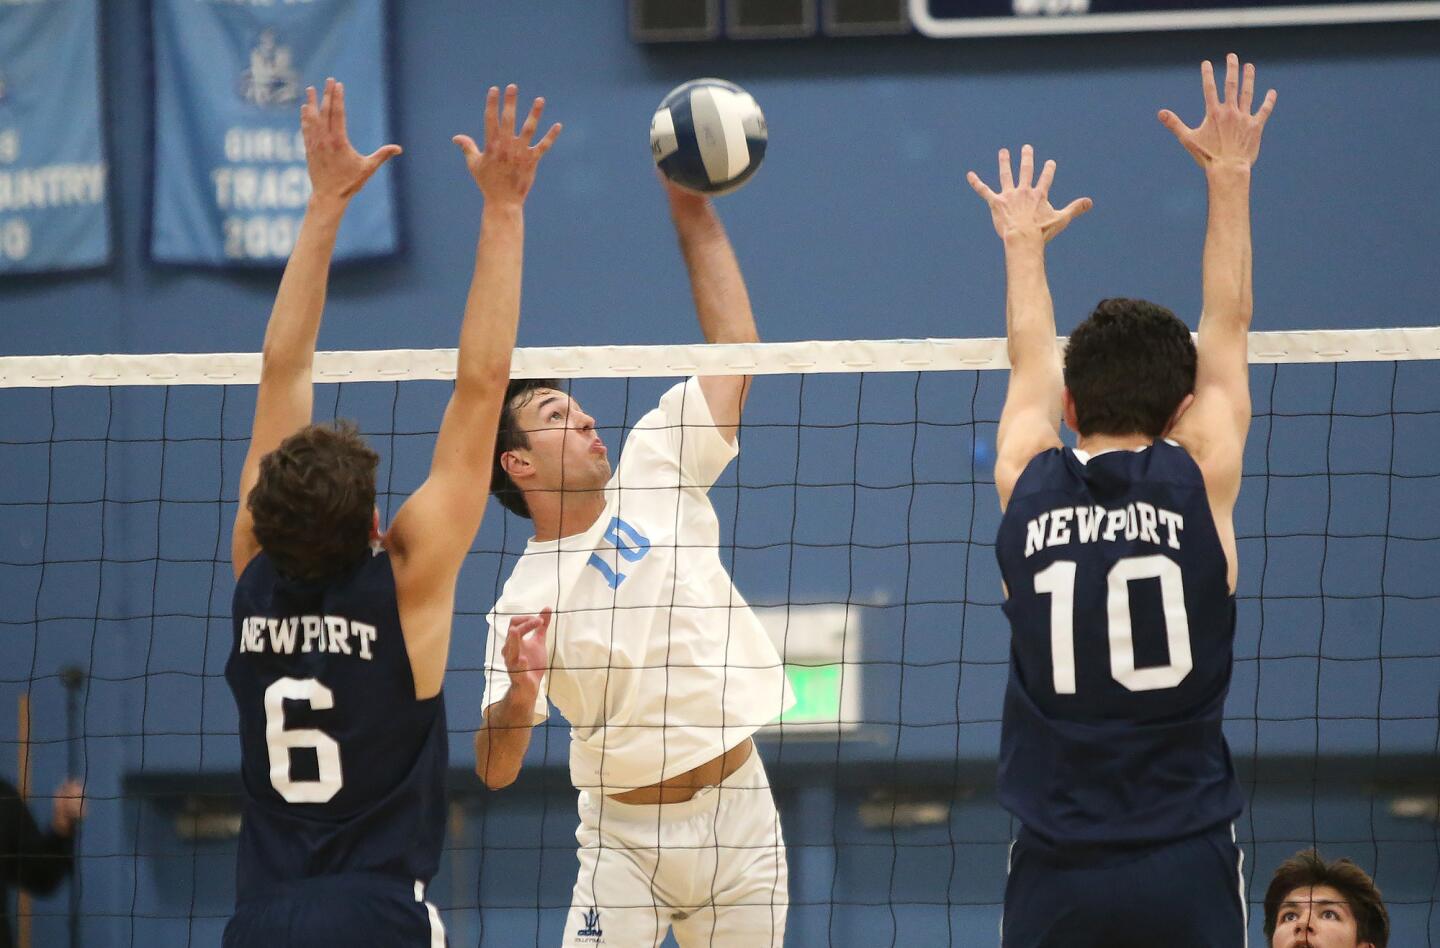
[576,906,603,942]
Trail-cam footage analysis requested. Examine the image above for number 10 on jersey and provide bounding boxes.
[1033,554,1193,695]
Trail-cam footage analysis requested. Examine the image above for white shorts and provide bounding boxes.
[563,749,788,948]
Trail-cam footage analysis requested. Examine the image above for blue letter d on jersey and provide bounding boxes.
[586,517,651,589]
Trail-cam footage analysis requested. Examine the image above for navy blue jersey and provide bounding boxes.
[995,440,1243,846]
[226,550,447,900]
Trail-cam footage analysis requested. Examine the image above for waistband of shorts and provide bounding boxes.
[238,870,426,905]
[581,746,766,824]
[1015,819,1235,865]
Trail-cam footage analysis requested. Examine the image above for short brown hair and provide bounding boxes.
[247,421,379,582]
[491,378,560,520]
[1263,850,1389,947]
[1063,298,1197,438]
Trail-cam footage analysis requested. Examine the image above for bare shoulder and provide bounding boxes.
[1169,413,1245,510]
[1169,430,1242,592]
[995,425,1063,512]
[384,532,455,700]
[385,527,436,611]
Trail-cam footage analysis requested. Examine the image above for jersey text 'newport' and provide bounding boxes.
[238,614,378,659]
[1023,502,1183,557]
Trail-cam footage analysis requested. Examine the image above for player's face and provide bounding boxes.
[514,389,611,492]
[1271,885,1370,948]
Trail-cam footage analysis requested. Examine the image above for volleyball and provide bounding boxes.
[650,78,767,195]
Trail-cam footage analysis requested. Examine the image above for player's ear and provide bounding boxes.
[1164,393,1197,435]
[500,449,533,482]
[370,507,382,542]
[1061,388,1080,435]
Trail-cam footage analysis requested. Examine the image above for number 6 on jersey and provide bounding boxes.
[264,677,343,803]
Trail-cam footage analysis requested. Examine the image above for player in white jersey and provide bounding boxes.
[473,179,794,948]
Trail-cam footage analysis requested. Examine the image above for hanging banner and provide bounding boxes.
[0,0,109,275]
[910,0,1440,36]
[151,0,396,267]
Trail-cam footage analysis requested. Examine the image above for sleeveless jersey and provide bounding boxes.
[226,549,447,900]
[994,440,1243,847]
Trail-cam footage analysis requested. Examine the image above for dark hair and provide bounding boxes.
[1263,850,1389,947]
[491,378,562,519]
[247,421,379,582]
[1063,298,1197,439]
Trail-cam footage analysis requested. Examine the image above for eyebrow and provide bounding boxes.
[1279,899,1351,911]
[532,394,564,415]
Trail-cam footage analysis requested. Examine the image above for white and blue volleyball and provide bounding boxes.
[650,79,767,195]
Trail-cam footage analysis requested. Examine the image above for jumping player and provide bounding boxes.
[473,179,794,948]
[966,55,1276,945]
[224,81,559,946]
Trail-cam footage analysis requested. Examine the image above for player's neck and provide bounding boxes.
[1074,432,1156,456]
[529,489,608,543]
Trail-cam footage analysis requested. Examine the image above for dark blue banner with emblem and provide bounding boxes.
[911,0,1440,36]
[151,0,396,266]
[0,0,109,275]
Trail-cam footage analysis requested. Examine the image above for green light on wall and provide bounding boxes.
[779,664,843,725]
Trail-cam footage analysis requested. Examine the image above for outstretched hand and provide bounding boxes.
[1159,53,1276,172]
[300,77,402,203]
[967,145,1092,244]
[52,778,84,838]
[453,85,563,205]
[502,608,552,695]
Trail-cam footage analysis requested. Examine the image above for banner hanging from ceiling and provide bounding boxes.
[151,0,396,267]
[0,0,109,275]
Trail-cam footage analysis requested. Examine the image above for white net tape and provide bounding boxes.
[3,327,1439,388]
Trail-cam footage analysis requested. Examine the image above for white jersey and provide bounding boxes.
[483,378,795,793]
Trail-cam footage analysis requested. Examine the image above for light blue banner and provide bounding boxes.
[151,0,396,266]
[0,0,109,275]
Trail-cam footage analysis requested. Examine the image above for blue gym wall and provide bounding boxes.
[2,2,1438,945]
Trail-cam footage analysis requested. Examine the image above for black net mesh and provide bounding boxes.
[0,350,1436,945]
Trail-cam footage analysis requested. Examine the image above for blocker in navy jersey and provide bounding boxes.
[995,440,1243,847]
[225,549,447,939]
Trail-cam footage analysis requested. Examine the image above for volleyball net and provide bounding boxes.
[1,329,1437,946]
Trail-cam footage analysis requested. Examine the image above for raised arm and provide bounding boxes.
[474,610,550,789]
[967,146,1093,510]
[1164,55,1276,585]
[386,86,561,700]
[231,79,401,578]
[0,779,82,895]
[664,181,756,443]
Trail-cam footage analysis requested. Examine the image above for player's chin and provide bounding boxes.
[565,456,610,487]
